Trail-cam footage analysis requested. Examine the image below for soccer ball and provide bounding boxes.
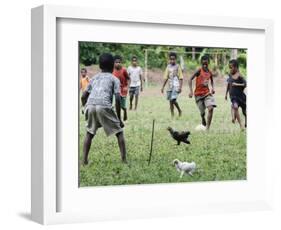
[195,124,207,131]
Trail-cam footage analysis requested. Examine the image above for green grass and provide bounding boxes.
[79,86,246,187]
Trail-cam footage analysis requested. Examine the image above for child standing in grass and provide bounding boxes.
[113,55,130,121]
[81,53,127,165]
[128,56,143,110]
[80,68,90,114]
[188,55,216,130]
[161,52,183,117]
[225,59,247,129]
[80,68,90,92]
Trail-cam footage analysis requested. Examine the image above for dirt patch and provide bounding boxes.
[83,65,228,95]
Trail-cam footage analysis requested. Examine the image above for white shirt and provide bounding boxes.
[127,66,143,87]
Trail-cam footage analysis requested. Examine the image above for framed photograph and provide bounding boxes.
[31,5,274,225]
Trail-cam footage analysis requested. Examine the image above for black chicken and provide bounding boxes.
[167,127,191,145]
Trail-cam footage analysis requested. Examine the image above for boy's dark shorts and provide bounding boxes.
[231,98,246,111]
[129,86,140,96]
[85,105,123,136]
[195,94,216,115]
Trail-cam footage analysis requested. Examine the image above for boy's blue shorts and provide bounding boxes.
[166,90,178,101]
[129,86,140,96]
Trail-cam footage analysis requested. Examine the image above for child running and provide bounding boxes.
[188,55,216,130]
[127,56,143,110]
[161,52,183,117]
[112,55,130,121]
[225,59,247,129]
[81,53,127,165]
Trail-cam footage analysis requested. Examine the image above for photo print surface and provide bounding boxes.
[79,42,247,187]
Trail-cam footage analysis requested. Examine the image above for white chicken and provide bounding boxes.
[173,159,196,178]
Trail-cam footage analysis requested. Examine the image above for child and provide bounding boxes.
[112,55,130,121]
[80,68,90,92]
[161,52,183,117]
[225,59,247,129]
[81,53,127,165]
[127,56,143,110]
[188,55,216,130]
[80,68,90,114]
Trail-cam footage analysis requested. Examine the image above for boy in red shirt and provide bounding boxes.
[112,55,130,121]
[188,55,216,130]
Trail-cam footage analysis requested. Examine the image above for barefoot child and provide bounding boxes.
[225,59,247,129]
[188,55,216,130]
[161,52,183,117]
[81,53,127,165]
[127,56,143,110]
[113,55,130,121]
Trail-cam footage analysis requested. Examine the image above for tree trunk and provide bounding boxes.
[144,49,148,88]
[214,52,218,66]
[231,49,238,59]
[180,55,185,71]
[223,52,227,66]
[192,47,196,60]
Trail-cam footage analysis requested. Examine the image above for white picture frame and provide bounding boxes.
[31,5,274,225]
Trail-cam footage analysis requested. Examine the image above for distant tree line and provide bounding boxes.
[79,42,247,76]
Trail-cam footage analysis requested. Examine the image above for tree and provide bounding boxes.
[192,47,196,60]
[231,49,238,59]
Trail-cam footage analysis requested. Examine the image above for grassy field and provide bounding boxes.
[79,84,246,187]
